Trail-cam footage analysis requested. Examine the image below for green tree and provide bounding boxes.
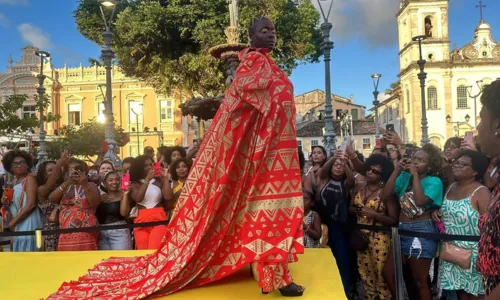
[46,118,129,164]
[74,0,322,97]
[0,94,59,155]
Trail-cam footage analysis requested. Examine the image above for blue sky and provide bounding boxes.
[0,0,498,109]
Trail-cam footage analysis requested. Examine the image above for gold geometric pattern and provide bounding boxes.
[47,48,303,300]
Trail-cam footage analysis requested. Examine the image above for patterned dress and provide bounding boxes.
[478,170,500,295]
[47,47,303,299]
[438,184,485,296]
[353,189,391,300]
[58,185,99,251]
[39,201,59,251]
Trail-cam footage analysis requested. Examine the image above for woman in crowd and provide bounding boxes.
[164,157,192,217]
[350,154,398,300]
[383,144,444,300]
[164,146,187,167]
[96,171,132,250]
[441,137,464,188]
[87,165,100,185]
[121,157,134,174]
[128,155,169,250]
[477,80,500,299]
[98,160,115,192]
[49,158,101,251]
[314,153,355,296]
[36,151,68,251]
[304,145,327,194]
[434,150,490,299]
[1,150,42,252]
[303,190,321,248]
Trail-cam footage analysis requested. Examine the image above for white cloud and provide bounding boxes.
[17,23,53,49]
[0,12,8,28]
[0,0,29,5]
[377,92,391,101]
[314,0,399,47]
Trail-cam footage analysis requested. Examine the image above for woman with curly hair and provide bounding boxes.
[164,146,187,166]
[383,143,444,300]
[164,157,192,218]
[36,150,68,251]
[0,149,43,251]
[349,154,398,300]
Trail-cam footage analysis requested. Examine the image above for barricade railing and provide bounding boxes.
[0,221,481,300]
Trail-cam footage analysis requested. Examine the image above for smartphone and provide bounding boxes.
[339,136,350,153]
[153,162,162,177]
[375,138,382,148]
[121,173,131,191]
[464,131,474,146]
[386,124,395,132]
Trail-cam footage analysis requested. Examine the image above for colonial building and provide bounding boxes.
[0,46,196,158]
[294,90,366,121]
[379,0,500,149]
[296,120,377,158]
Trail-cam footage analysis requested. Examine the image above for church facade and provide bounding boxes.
[0,46,196,158]
[377,0,500,149]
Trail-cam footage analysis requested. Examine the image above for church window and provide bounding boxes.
[97,102,105,123]
[457,85,469,108]
[351,109,359,120]
[427,87,438,109]
[311,140,319,147]
[430,136,442,150]
[406,90,410,113]
[389,106,393,121]
[424,17,433,38]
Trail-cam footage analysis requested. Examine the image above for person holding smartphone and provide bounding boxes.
[49,158,101,251]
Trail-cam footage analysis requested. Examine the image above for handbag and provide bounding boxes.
[348,189,383,251]
[440,242,472,269]
[399,177,424,219]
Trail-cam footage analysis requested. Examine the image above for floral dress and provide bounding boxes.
[58,185,99,251]
[39,201,59,251]
[438,184,485,296]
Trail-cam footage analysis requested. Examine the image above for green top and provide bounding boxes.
[394,171,443,209]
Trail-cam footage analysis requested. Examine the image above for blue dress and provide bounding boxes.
[10,179,43,251]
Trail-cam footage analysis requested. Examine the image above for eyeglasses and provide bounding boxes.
[445,145,459,150]
[452,161,472,169]
[386,148,397,153]
[13,161,27,167]
[367,167,381,175]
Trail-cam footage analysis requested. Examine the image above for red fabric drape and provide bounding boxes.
[47,48,303,300]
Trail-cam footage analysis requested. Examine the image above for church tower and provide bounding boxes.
[396,0,451,144]
[397,0,450,70]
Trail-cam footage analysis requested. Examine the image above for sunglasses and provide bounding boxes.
[367,167,381,175]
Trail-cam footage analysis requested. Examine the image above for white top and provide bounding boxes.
[139,179,163,209]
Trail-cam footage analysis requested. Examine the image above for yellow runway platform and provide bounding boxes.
[0,249,345,300]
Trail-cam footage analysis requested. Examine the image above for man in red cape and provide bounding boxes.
[47,17,304,299]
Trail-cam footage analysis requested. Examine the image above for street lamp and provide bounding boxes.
[446,114,470,137]
[317,0,336,156]
[35,50,50,168]
[98,0,120,166]
[467,80,484,127]
[131,104,143,155]
[412,35,429,146]
[371,73,382,139]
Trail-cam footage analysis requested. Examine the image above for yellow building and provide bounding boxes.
[0,46,196,158]
[379,0,500,148]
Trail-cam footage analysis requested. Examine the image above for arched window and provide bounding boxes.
[430,136,442,150]
[406,90,411,113]
[425,16,433,37]
[457,85,469,108]
[427,86,438,109]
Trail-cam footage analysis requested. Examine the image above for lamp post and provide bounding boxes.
[446,114,471,137]
[412,35,429,146]
[98,0,120,166]
[371,74,382,139]
[131,104,143,155]
[317,0,336,156]
[35,50,50,167]
[467,80,483,127]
